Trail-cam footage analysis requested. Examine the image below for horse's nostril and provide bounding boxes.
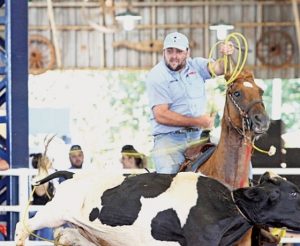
[252,114,270,131]
[255,114,262,123]
[253,114,262,124]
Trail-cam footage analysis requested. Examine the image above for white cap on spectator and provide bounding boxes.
[163,32,189,51]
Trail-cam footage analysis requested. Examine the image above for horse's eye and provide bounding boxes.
[289,192,298,199]
[233,91,241,97]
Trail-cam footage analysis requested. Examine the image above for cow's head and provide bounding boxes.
[233,172,300,231]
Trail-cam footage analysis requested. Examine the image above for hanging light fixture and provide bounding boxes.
[209,21,234,40]
[115,1,141,31]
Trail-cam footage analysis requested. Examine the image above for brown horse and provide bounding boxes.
[198,69,270,188]
[183,69,272,245]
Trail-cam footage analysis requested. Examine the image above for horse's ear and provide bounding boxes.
[242,69,255,80]
[224,69,254,83]
[224,71,232,81]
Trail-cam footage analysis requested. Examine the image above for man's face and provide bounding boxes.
[69,151,84,168]
[163,48,189,71]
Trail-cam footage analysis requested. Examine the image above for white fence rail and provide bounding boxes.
[1,168,300,244]
[0,241,52,246]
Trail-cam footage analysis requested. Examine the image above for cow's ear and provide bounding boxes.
[269,189,280,203]
[259,172,281,186]
[243,188,265,202]
[259,172,272,184]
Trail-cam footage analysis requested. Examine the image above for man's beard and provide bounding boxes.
[167,63,185,72]
[164,56,186,71]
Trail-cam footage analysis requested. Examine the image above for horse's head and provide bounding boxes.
[224,69,270,137]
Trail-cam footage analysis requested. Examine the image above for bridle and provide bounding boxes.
[225,82,264,141]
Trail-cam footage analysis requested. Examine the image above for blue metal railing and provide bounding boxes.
[0,0,28,240]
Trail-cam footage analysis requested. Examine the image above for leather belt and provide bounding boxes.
[153,128,200,137]
[173,128,200,134]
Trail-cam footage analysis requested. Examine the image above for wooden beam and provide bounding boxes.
[50,63,300,70]
[256,2,263,39]
[20,21,297,32]
[204,1,209,57]
[46,0,62,67]
[29,0,300,8]
[151,2,157,66]
[292,0,300,52]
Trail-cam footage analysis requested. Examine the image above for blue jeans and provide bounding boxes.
[152,131,201,174]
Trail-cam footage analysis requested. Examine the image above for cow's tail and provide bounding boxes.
[33,170,75,186]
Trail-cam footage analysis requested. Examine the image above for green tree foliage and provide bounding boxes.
[263,78,300,130]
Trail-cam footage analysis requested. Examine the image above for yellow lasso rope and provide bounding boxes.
[208,32,248,84]
[252,140,276,156]
[208,33,275,156]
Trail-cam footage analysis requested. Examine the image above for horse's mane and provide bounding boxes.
[225,69,254,82]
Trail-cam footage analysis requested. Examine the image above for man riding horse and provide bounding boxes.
[145,31,234,174]
[146,31,276,245]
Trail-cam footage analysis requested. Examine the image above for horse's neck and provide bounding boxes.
[200,120,252,189]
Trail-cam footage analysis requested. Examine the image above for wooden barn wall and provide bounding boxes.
[28,1,300,79]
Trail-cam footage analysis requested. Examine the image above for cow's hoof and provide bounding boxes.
[14,225,23,246]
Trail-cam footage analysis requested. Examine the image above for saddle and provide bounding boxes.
[179,141,216,172]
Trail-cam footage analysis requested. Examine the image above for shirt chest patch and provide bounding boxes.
[187,71,199,80]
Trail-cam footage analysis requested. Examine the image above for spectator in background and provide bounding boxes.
[0,136,9,240]
[0,159,8,171]
[0,224,6,241]
[0,135,9,171]
[68,145,84,169]
[29,153,56,241]
[121,145,147,169]
[59,145,84,183]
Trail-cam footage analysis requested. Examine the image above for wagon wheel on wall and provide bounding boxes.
[256,30,294,69]
[29,35,56,75]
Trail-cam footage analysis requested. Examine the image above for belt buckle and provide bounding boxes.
[173,128,198,134]
[173,129,184,134]
[186,128,198,132]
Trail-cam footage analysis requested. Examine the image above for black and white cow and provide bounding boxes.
[15,171,300,246]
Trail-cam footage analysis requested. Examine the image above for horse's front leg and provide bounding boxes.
[235,229,252,246]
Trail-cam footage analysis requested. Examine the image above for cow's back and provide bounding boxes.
[64,172,232,246]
